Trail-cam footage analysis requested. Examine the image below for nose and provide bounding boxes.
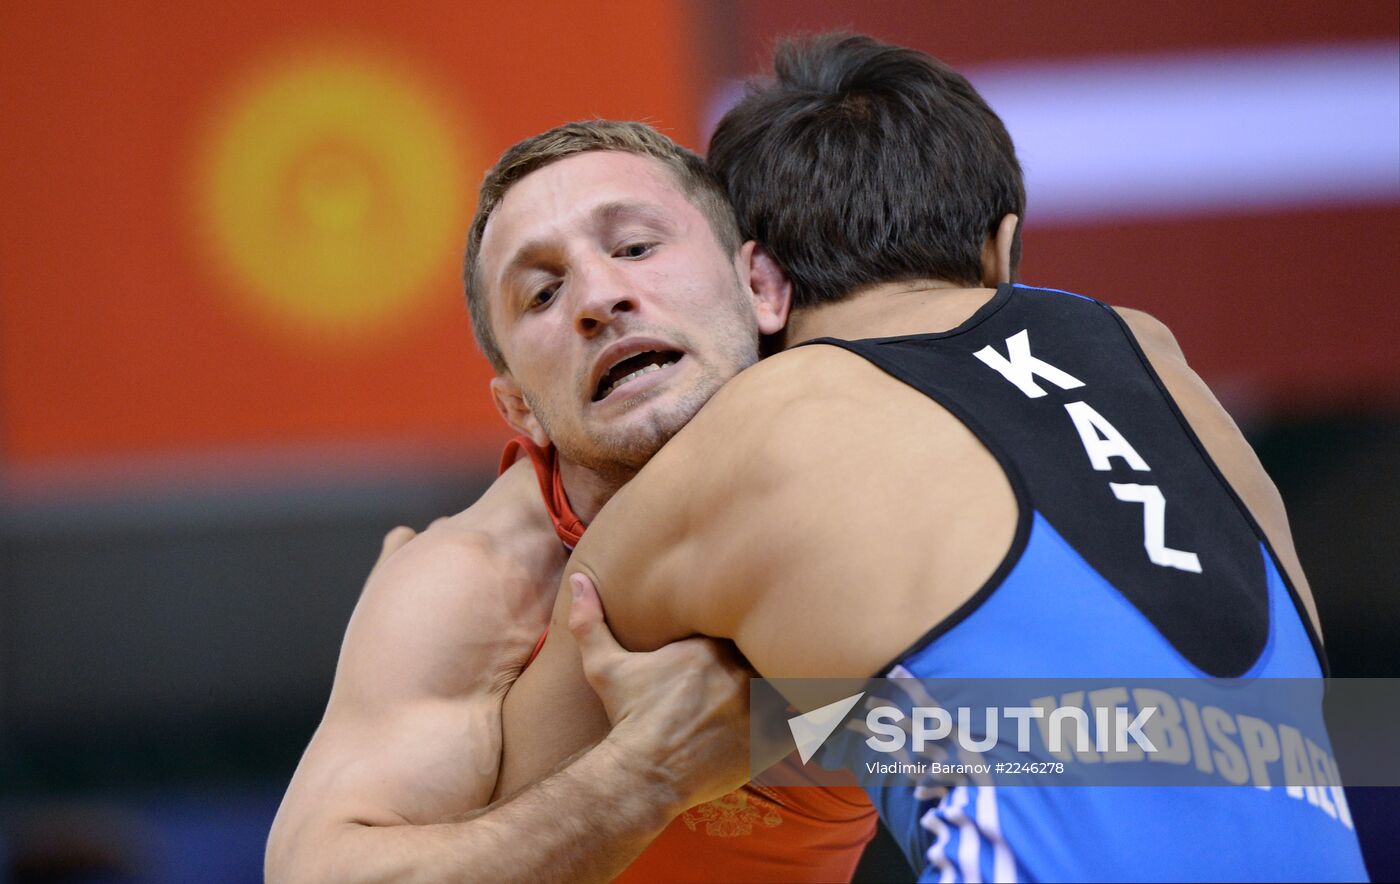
[572,256,636,336]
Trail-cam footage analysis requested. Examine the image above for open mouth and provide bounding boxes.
[592,350,683,402]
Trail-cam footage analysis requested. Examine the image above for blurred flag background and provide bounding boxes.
[1,1,1396,881]
[1,0,699,477]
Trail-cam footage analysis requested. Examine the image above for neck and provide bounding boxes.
[783,279,995,347]
[557,456,632,524]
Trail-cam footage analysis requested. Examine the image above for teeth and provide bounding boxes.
[600,357,677,399]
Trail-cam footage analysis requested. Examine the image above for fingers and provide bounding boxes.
[373,525,416,571]
[384,525,416,551]
[382,525,417,556]
[568,572,625,672]
[371,517,451,573]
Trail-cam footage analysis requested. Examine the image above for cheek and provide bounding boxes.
[509,323,578,380]
[657,266,734,315]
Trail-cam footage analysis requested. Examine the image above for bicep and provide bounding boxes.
[493,588,611,800]
[274,535,542,840]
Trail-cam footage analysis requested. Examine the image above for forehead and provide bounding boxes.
[479,151,699,277]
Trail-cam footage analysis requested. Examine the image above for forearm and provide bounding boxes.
[272,738,678,884]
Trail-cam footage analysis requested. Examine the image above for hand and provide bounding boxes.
[567,572,752,811]
[372,525,417,572]
[369,517,463,576]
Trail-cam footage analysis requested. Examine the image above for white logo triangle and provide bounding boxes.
[787,692,865,764]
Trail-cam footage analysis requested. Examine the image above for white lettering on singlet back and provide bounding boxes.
[1064,401,1151,472]
[973,329,1085,397]
[1108,483,1204,573]
[976,327,1203,574]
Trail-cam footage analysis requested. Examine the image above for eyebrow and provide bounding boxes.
[498,199,677,287]
[593,199,676,233]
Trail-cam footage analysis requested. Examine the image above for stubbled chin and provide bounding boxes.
[567,369,720,472]
[586,399,699,469]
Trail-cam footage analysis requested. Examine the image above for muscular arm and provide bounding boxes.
[270,461,754,883]
[265,468,666,883]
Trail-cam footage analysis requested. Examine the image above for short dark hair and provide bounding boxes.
[464,120,741,373]
[708,33,1025,307]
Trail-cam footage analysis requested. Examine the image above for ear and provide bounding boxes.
[740,241,792,335]
[981,213,1020,287]
[490,374,550,447]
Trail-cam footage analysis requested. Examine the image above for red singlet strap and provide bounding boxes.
[499,436,585,549]
[523,628,550,669]
[500,436,588,670]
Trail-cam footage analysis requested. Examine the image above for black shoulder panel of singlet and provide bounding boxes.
[802,283,1296,678]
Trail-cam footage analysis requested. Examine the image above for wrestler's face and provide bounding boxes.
[479,151,787,478]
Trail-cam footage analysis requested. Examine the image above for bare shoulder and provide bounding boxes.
[336,459,562,705]
[585,350,835,521]
[1109,304,1323,638]
[682,341,967,469]
[588,347,859,540]
[658,345,872,467]
[1114,306,1189,362]
[709,343,870,410]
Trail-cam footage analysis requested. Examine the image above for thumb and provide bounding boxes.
[568,572,624,669]
[382,525,416,554]
[373,526,416,571]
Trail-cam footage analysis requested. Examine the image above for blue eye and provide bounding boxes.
[616,242,655,259]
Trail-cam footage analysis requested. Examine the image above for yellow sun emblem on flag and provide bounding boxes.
[195,46,468,339]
